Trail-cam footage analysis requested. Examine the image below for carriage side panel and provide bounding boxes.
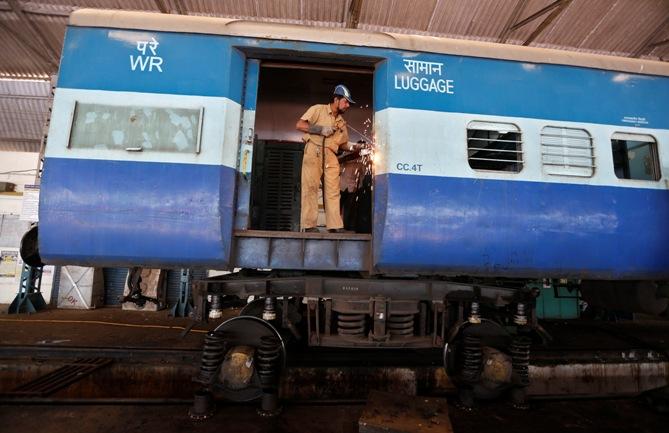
[39,27,244,268]
[372,53,669,279]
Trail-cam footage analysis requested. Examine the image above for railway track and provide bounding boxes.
[1,320,667,433]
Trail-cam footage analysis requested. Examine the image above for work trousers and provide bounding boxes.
[301,141,343,230]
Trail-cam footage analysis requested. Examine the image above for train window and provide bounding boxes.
[541,126,594,177]
[611,132,660,181]
[467,121,523,172]
[68,102,203,154]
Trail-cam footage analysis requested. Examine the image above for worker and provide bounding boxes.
[296,84,359,233]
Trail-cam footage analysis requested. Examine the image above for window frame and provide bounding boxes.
[66,101,205,154]
[466,120,524,174]
[610,132,661,182]
[540,125,595,178]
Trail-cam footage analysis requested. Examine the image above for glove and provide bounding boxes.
[308,124,335,137]
[321,126,334,137]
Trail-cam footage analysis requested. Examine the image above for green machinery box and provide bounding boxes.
[533,284,580,319]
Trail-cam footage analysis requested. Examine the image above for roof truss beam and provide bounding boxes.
[510,0,570,32]
[632,17,669,58]
[498,0,529,43]
[522,0,572,46]
[153,0,168,14]
[153,0,185,15]
[346,0,363,29]
[0,19,57,69]
[0,1,72,17]
[6,0,60,65]
[649,38,669,49]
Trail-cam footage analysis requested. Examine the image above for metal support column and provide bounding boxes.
[9,264,46,314]
[170,268,193,317]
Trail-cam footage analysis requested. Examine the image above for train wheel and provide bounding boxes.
[212,316,286,403]
[443,319,514,406]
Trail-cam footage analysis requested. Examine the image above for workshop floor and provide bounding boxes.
[1,398,667,433]
[0,304,237,349]
[1,305,668,432]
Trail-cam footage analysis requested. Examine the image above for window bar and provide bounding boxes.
[469,147,523,154]
[469,157,525,163]
[541,143,594,150]
[541,151,595,158]
[467,137,522,144]
[542,162,596,168]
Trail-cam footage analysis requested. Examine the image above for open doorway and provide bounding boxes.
[249,62,374,233]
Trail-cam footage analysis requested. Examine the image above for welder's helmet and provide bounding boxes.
[333,84,356,104]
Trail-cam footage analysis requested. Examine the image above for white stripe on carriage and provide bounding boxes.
[45,87,241,169]
[374,107,669,190]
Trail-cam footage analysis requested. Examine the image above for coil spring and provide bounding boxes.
[257,335,282,391]
[510,336,532,386]
[468,301,481,324]
[196,331,228,385]
[461,335,482,383]
[513,303,528,326]
[387,314,414,336]
[209,294,223,319]
[337,312,366,337]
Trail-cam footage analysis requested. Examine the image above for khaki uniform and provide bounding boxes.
[300,104,349,230]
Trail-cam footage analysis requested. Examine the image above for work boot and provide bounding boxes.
[328,228,353,234]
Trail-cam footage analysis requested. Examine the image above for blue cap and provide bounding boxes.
[333,84,355,104]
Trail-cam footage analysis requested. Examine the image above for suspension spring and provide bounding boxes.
[461,335,482,383]
[468,301,481,324]
[336,312,366,337]
[262,297,277,321]
[513,303,528,326]
[387,314,414,336]
[196,331,228,385]
[208,294,223,319]
[256,335,282,391]
[510,336,532,387]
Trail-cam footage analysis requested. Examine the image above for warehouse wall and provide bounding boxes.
[0,151,54,304]
[0,151,39,215]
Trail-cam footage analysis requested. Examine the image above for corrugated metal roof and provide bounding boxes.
[0,0,667,79]
[0,0,667,153]
[361,0,437,33]
[0,78,51,153]
[424,0,515,39]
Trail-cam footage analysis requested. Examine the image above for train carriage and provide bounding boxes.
[26,8,669,408]
[37,9,669,279]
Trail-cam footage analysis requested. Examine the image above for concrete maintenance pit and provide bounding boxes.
[1,306,668,433]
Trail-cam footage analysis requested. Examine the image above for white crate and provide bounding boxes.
[57,266,104,309]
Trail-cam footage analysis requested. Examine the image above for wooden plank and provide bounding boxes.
[234,229,371,241]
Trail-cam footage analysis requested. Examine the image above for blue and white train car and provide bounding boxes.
[34,9,669,316]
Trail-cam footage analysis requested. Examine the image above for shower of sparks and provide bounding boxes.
[343,115,379,189]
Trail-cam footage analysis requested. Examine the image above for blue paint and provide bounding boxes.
[39,157,235,268]
[58,27,245,102]
[243,59,260,111]
[375,52,669,129]
[45,23,669,279]
[373,173,669,279]
[58,26,669,128]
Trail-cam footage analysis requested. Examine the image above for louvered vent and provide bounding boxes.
[250,141,303,231]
